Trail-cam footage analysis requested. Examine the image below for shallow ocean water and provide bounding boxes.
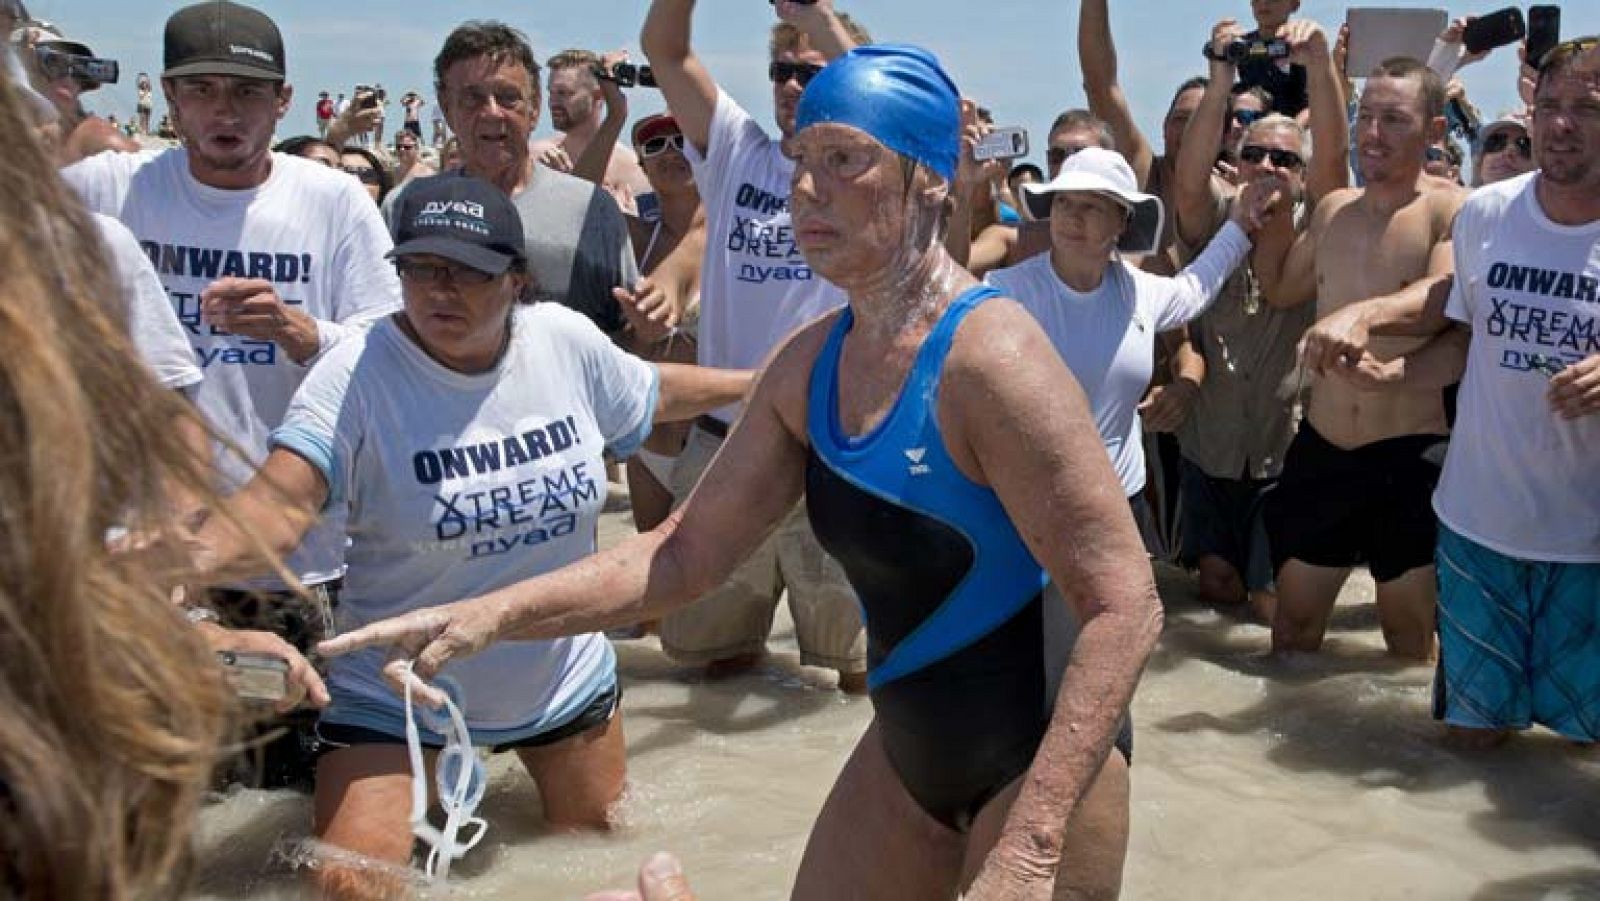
[190,489,1600,900]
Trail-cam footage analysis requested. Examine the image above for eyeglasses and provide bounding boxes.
[395,260,496,286]
[639,133,684,159]
[769,61,824,88]
[403,665,488,882]
[1238,145,1305,170]
[1481,132,1532,157]
[342,165,381,185]
[1232,108,1267,128]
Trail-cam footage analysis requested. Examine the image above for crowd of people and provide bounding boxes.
[1,0,1596,898]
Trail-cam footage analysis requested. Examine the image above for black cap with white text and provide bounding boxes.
[163,0,284,81]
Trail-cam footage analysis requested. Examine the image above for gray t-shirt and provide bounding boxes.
[387,164,638,334]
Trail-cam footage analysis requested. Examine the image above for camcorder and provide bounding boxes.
[605,61,656,89]
[1218,38,1290,64]
[35,45,118,88]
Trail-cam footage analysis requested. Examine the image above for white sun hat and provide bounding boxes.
[1021,146,1166,256]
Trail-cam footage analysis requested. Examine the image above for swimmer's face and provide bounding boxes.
[772,45,828,139]
[1354,76,1440,184]
[1048,191,1128,261]
[790,124,933,285]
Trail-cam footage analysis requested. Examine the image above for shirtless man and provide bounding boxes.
[1254,56,1466,660]
[530,49,652,212]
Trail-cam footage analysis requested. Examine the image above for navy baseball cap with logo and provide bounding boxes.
[387,174,528,276]
[163,0,284,81]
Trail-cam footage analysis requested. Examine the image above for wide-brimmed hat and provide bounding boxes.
[1021,147,1165,256]
[387,173,527,276]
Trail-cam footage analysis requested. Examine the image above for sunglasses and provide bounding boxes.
[769,61,824,88]
[395,260,496,286]
[1232,108,1267,128]
[1046,145,1089,167]
[403,666,488,881]
[639,132,685,159]
[342,164,381,185]
[1481,132,1532,157]
[1239,145,1305,170]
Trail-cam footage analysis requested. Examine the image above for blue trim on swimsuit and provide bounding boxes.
[807,286,1048,689]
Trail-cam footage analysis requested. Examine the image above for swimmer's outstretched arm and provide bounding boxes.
[319,318,838,700]
[937,299,1163,896]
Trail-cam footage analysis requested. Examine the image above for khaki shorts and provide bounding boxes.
[659,424,866,673]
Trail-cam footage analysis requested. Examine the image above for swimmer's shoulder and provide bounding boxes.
[753,308,847,437]
[941,291,1070,395]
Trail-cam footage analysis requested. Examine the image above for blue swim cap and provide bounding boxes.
[795,44,961,183]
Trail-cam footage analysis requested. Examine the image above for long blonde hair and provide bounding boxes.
[0,63,233,897]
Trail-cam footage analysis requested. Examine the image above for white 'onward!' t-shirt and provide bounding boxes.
[64,149,401,587]
[987,221,1251,495]
[1435,173,1600,562]
[686,90,845,422]
[92,212,203,391]
[273,305,658,734]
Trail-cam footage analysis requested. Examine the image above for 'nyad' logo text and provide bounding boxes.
[726,182,809,284]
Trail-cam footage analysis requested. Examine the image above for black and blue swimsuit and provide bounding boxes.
[806,286,1124,833]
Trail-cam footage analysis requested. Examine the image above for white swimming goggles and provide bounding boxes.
[402,663,489,882]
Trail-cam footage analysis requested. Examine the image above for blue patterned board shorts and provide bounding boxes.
[1434,526,1600,741]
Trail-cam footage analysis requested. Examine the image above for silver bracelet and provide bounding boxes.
[185,605,222,626]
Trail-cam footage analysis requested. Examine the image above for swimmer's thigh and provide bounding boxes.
[792,721,966,901]
[313,744,423,899]
[775,501,867,674]
[960,750,1130,901]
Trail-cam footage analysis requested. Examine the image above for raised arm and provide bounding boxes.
[641,0,719,154]
[572,51,631,187]
[1284,19,1351,204]
[317,319,833,696]
[1079,0,1155,188]
[1175,20,1242,248]
[943,301,1161,895]
[774,0,860,61]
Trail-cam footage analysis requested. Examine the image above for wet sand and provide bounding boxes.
[190,487,1600,900]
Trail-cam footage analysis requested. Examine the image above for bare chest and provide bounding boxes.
[1316,200,1438,311]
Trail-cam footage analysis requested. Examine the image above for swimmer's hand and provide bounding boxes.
[962,846,1055,901]
[585,852,696,901]
[316,599,503,708]
[1548,353,1600,420]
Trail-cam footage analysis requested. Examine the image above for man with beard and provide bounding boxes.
[1301,38,1600,746]
[1254,55,1466,662]
[529,48,651,212]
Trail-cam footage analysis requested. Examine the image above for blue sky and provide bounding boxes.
[39,1,1600,161]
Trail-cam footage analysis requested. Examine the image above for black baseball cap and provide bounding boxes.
[387,174,527,276]
[163,1,284,81]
